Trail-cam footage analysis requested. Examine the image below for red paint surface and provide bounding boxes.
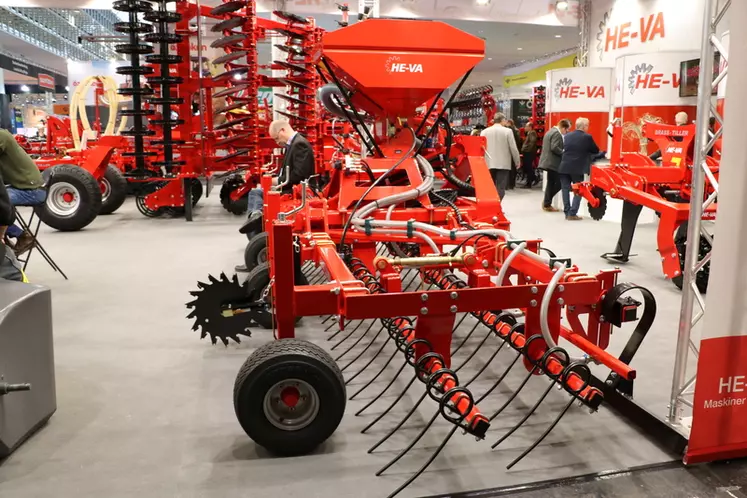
[613,105,696,155]
[547,111,608,150]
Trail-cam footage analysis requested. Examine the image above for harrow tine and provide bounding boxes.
[359,374,417,424]
[472,352,522,405]
[340,324,387,372]
[367,390,428,449]
[452,326,495,374]
[354,358,409,413]
[346,344,398,388]
[401,270,421,291]
[335,319,378,361]
[450,320,482,357]
[326,319,342,334]
[505,361,592,469]
[321,314,335,325]
[308,272,327,285]
[491,380,556,449]
[384,425,459,498]
[330,319,367,351]
[488,364,539,422]
[376,409,440,475]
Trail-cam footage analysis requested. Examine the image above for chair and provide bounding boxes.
[11,197,68,280]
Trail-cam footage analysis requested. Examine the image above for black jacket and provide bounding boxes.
[558,130,600,176]
[279,133,315,193]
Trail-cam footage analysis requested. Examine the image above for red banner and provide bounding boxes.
[38,73,55,90]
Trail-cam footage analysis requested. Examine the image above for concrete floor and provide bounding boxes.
[0,186,698,497]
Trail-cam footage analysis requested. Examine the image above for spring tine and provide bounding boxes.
[449,313,470,339]
[347,345,398,389]
[488,365,539,422]
[308,272,327,285]
[464,340,506,386]
[341,324,387,372]
[354,358,409,414]
[491,379,557,449]
[330,319,366,350]
[321,314,335,325]
[376,410,440,475]
[384,425,460,498]
[473,352,522,404]
[453,326,495,373]
[360,375,417,431]
[506,396,575,469]
[401,270,421,291]
[367,391,428,451]
[450,320,483,357]
[336,320,379,362]
[326,318,343,335]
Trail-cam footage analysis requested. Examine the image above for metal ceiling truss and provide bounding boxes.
[0,7,122,62]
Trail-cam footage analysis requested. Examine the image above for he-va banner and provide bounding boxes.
[590,0,706,68]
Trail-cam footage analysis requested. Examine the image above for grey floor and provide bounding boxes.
[0,186,693,498]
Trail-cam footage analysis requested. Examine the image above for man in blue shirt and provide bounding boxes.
[558,117,604,220]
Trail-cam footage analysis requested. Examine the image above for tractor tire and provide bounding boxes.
[245,262,306,330]
[99,165,128,215]
[35,165,102,231]
[220,174,249,215]
[233,339,346,456]
[671,224,711,293]
[244,232,268,272]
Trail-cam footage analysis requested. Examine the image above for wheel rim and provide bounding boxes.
[100,178,111,202]
[263,378,319,431]
[47,182,81,217]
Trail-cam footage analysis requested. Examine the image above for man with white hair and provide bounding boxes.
[480,113,520,200]
[558,117,603,220]
[238,119,315,236]
[649,111,689,161]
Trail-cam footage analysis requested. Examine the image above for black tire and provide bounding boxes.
[35,165,102,231]
[189,178,203,207]
[233,339,346,456]
[99,165,128,215]
[245,262,306,330]
[671,224,711,293]
[244,232,268,272]
[220,174,249,215]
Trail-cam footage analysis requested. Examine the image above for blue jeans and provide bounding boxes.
[7,187,47,238]
[247,187,264,215]
[560,174,583,217]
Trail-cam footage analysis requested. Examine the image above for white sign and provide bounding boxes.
[546,68,613,113]
[614,52,698,107]
[590,0,705,68]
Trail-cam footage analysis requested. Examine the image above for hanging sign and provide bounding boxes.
[38,73,55,90]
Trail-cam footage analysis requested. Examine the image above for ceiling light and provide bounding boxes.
[21,85,29,92]
[65,85,70,91]
[556,0,569,10]
[555,35,562,38]
[517,47,523,50]
[488,57,493,61]
[489,80,493,83]
[476,0,491,5]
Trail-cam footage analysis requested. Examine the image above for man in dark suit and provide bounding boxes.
[538,118,570,211]
[238,119,315,235]
[558,117,604,220]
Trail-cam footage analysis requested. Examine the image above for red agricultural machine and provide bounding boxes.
[187,17,661,497]
[574,121,719,292]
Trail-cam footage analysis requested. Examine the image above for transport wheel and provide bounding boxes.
[220,174,249,215]
[587,187,607,221]
[233,339,346,456]
[245,262,306,330]
[671,224,711,293]
[35,165,102,231]
[189,178,203,207]
[99,165,128,215]
[244,232,268,272]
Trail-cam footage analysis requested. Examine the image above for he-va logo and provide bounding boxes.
[596,8,666,62]
[627,63,680,94]
[554,77,606,99]
[386,55,423,74]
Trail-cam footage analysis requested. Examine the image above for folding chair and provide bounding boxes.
[11,200,68,280]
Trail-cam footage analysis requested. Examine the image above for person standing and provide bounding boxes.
[538,119,570,212]
[506,119,522,189]
[558,117,603,220]
[650,111,689,161]
[520,122,539,188]
[481,113,520,200]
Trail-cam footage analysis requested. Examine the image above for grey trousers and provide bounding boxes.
[0,249,23,282]
[490,169,510,200]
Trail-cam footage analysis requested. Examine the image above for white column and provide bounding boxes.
[272,0,287,119]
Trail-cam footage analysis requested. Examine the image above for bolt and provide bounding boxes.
[450,291,458,300]
[331,287,341,295]
[526,276,531,282]
[420,293,429,302]
[661,257,665,261]
[482,260,489,268]
[530,299,537,307]
[450,305,458,313]
[558,285,565,292]
[557,298,565,305]
[599,316,606,323]
[530,286,538,294]
[420,307,429,315]
[492,216,498,222]
[606,379,614,385]
[577,401,584,407]
[672,253,677,258]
